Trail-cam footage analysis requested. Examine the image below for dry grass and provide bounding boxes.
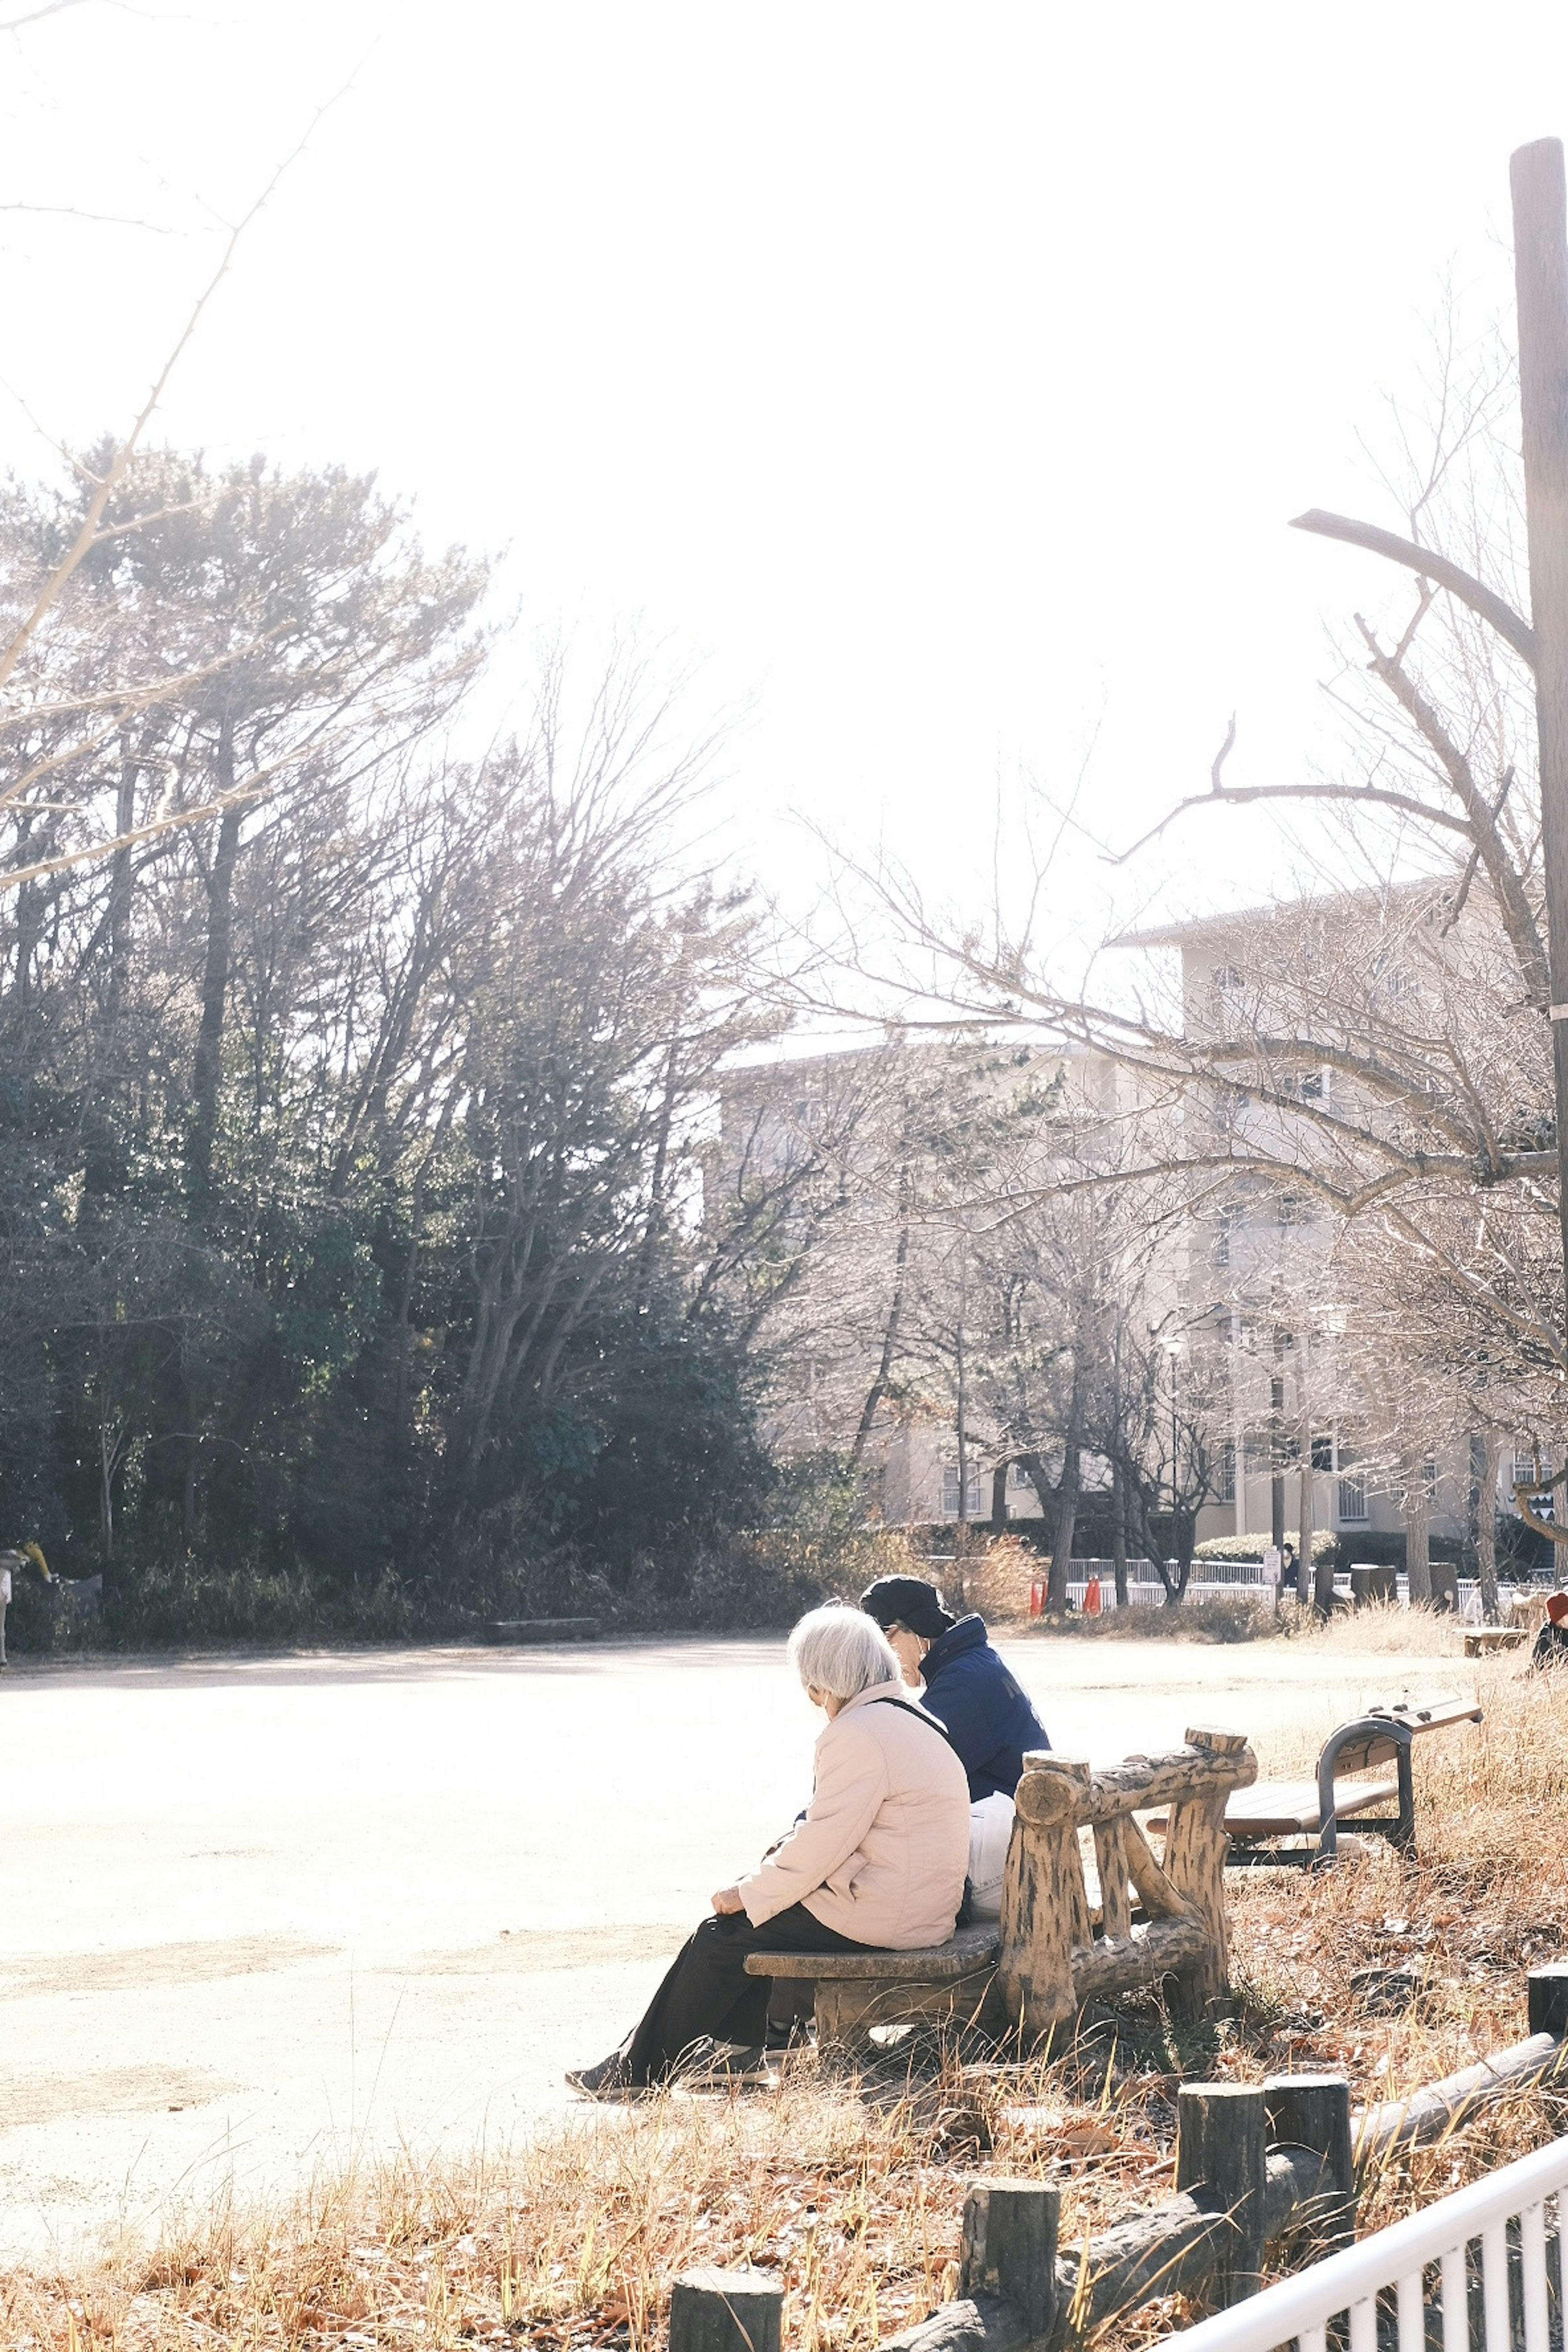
[6,1645,1567,2352]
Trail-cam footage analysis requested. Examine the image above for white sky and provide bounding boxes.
[0,0,1563,962]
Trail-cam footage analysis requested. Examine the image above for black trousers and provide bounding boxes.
[620,1904,862,2084]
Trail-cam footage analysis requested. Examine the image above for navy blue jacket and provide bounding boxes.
[919,1613,1050,1800]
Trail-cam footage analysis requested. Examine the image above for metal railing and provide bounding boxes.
[1160,2130,1568,2352]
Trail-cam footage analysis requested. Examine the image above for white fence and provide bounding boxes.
[1161,2129,1568,2352]
[1045,1564,1540,1618]
[1045,1559,1275,1613]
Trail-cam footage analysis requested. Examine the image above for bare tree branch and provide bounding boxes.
[1291,508,1538,668]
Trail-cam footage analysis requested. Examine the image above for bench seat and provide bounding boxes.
[1215,1774,1399,1839]
[1152,1694,1481,1864]
[743,1922,1002,2049]
[743,1922,1001,1984]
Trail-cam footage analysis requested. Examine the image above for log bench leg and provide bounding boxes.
[813,1971,998,2056]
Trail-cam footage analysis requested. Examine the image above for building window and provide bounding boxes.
[1337,1474,1368,1524]
[1311,1431,1334,1472]
[1008,1461,1032,1489]
[942,1463,984,1519]
[1212,964,1243,994]
[1515,1443,1543,1490]
[1218,1439,1235,1503]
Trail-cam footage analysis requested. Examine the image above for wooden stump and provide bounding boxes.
[958,2178,1060,2341]
[1176,2082,1267,2304]
[1264,2073,1354,2254]
[1529,1964,1568,2038]
[669,2268,784,2352]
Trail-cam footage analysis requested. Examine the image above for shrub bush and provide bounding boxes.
[1195,1530,1337,1563]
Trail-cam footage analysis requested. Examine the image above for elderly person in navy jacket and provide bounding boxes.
[859,1575,1049,1800]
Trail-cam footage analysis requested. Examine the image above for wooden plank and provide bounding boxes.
[742,1924,1000,1982]
[1226,1775,1400,1837]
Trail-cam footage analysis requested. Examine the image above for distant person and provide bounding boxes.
[565,1605,969,2096]
[1532,1591,1568,1669]
[0,1544,50,1665]
[858,1574,1050,1801]
[1281,1542,1299,1594]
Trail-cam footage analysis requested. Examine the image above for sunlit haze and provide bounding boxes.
[1,1,1562,961]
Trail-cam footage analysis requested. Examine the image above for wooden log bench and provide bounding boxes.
[1147,1694,1482,1866]
[1464,1625,1526,1657]
[744,1725,1258,2051]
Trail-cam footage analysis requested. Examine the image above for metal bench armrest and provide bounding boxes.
[1316,1716,1414,1863]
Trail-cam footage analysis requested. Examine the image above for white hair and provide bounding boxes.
[788,1604,900,1701]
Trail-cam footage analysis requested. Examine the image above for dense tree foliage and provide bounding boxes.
[0,450,800,1612]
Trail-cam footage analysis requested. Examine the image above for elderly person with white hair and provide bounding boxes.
[566,1603,971,2095]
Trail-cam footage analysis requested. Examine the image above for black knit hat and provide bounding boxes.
[859,1575,955,1641]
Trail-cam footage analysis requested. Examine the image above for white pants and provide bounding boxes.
[967,1793,1015,1920]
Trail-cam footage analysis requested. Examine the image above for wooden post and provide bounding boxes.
[669,2268,784,2352]
[958,2179,1060,2341]
[1528,1963,1568,2038]
[1094,1817,1133,1942]
[1176,2082,1267,2304]
[998,1755,1090,2037]
[1161,1728,1245,2016]
[1512,138,1568,1313]
[1264,2074,1354,2253]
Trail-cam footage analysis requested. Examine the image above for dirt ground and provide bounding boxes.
[0,1629,1474,2261]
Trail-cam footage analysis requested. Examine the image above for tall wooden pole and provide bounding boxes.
[1511,138,1568,1313]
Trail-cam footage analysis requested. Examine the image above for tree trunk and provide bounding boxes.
[1300,1334,1332,1615]
[1048,1439,1080,1613]
[635,1037,681,1310]
[189,715,239,1214]
[1405,1453,1432,1606]
[1510,140,1568,1332]
[1156,1544,1191,1607]
[954,1242,969,1536]
[1477,1427,1503,1621]
[1270,1331,1287,1556]
[1111,1458,1129,1606]
[99,1420,115,1561]
[851,1171,910,1465]
[990,1459,1009,1528]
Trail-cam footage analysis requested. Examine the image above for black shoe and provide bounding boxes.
[565,2051,636,2098]
[668,2035,722,2082]
[677,2038,782,2087]
[764,2018,814,2054]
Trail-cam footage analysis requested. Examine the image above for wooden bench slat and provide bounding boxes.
[743,1923,1000,1982]
[1223,1775,1400,1838]
[1146,1776,1401,1838]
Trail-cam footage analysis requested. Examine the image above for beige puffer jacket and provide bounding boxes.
[737,1679,971,1947]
